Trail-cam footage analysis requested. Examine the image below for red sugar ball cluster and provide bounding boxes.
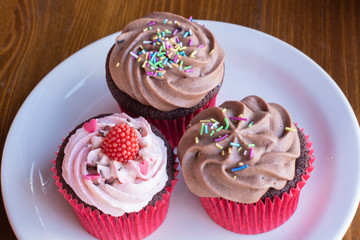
[101,123,139,163]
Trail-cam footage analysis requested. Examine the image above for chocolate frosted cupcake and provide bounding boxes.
[106,12,225,148]
[53,113,178,240]
[178,95,315,234]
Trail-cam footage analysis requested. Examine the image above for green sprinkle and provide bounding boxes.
[224,118,230,129]
[183,66,192,70]
[210,130,215,136]
[248,121,254,127]
[216,126,224,132]
[200,123,205,136]
[195,136,199,143]
[248,143,255,147]
[148,61,158,69]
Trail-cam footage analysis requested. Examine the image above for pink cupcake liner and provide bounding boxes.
[52,160,179,240]
[200,129,315,234]
[120,94,218,148]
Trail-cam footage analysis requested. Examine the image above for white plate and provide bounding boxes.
[2,21,360,240]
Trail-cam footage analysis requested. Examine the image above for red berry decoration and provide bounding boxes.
[101,123,139,163]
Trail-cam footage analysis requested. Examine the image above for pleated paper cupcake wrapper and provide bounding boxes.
[52,160,179,240]
[119,94,218,149]
[200,129,315,234]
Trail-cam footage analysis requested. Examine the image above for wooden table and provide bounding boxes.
[1,0,359,239]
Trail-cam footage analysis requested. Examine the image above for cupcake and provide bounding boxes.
[106,12,225,148]
[177,95,315,234]
[53,113,178,240]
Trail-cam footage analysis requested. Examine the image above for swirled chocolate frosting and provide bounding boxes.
[178,96,301,203]
[108,12,225,111]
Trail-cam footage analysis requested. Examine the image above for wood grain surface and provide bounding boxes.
[1,0,359,239]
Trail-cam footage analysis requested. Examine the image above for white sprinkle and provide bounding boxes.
[130,52,139,58]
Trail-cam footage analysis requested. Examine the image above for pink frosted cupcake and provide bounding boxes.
[53,113,178,240]
[178,95,315,234]
[105,12,225,148]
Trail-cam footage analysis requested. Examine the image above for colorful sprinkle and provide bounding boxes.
[185,69,194,73]
[209,49,215,55]
[215,134,229,142]
[188,16,193,21]
[248,121,254,127]
[189,39,193,46]
[204,125,209,134]
[190,50,197,57]
[130,52,139,59]
[195,136,199,144]
[211,122,219,129]
[198,44,204,48]
[163,19,168,24]
[84,174,100,180]
[215,143,223,149]
[216,126,224,132]
[224,117,230,130]
[200,123,205,135]
[249,148,254,158]
[229,116,248,121]
[116,62,120,67]
[210,118,218,123]
[231,164,249,172]
[237,146,243,152]
[210,130,215,136]
[200,120,210,123]
[285,127,296,132]
[248,143,256,147]
[230,142,240,147]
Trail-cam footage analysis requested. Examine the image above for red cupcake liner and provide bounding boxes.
[52,160,179,240]
[120,94,218,149]
[200,129,315,234]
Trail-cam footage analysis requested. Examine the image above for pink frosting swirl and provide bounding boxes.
[109,12,225,111]
[62,113,168,216]
[178,96,301,203]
